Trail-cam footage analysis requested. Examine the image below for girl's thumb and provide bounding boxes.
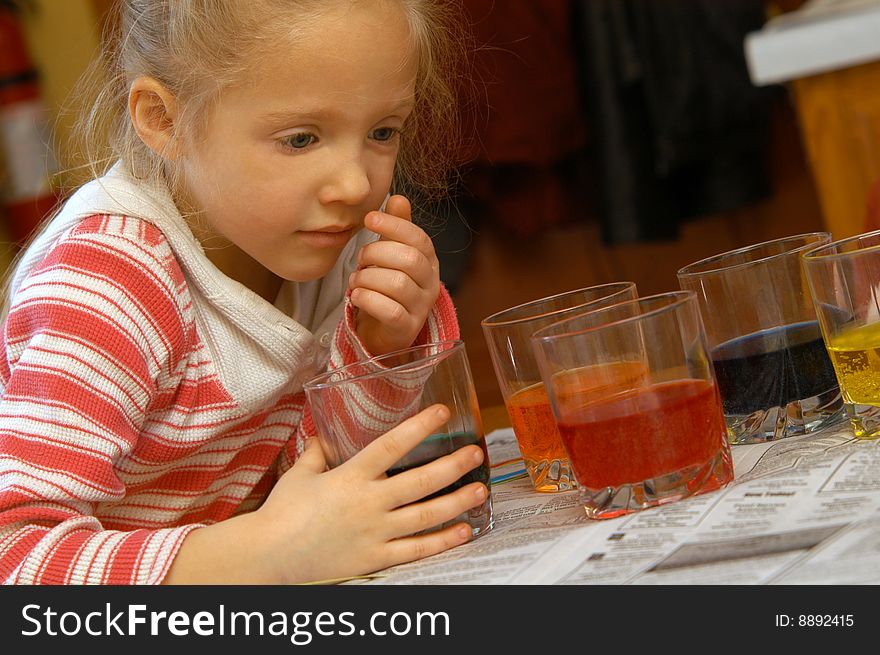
[297,437,330,473]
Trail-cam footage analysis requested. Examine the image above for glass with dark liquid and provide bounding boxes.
[531,292,733,519]
[303,340,493,538]
[678,233,842,444]
[387,431,491,500]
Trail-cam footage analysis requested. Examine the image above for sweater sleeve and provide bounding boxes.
[0,216,198,584]
[277,283,460,473]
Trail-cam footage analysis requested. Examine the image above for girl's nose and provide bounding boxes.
[318,155,371,206]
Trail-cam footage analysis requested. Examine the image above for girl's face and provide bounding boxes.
[177,1,418,286]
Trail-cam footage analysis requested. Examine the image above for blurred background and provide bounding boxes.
[2,0,878,413]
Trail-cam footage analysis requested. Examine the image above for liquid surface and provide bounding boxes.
[505,362,650,488]
[826,321,880,406]
[711,321,838,415]
[556,379,726,488]
[386,431,491,501]
[506,383,567,464]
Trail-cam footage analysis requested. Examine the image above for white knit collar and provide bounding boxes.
[12,163,313,353]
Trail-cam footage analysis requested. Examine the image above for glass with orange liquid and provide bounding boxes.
[481,283,637,492]
[531,291,733,519]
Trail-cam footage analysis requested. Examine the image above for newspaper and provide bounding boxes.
[353,419,880,584]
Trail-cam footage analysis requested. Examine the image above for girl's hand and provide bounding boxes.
[350,195,440,355]
[252,405,487,584]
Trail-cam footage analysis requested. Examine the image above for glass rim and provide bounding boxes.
[530,290,695,344]
[676,232,831,278]
[302,339,463,391]
[480,282,636,328]
[802,228,880,261]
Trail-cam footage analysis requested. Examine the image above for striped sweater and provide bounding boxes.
[0,165,458,584]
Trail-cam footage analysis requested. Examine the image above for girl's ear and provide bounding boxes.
[129,76,181,160]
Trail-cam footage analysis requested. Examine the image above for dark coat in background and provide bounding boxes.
[435,0,777,290]
[574,0,776,243]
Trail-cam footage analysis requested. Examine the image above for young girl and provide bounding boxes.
[0,0,486,584]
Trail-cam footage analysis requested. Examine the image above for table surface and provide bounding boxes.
[357,417,880,585]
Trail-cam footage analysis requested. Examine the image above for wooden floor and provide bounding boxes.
[451,98,828,411]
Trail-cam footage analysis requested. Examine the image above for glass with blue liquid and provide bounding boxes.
[677,233,843,444]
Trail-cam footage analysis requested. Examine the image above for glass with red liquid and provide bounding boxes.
[531,291,734,519]
[481,283,637,492]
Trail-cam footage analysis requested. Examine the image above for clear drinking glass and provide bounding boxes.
[303,340,493,538]
[677,233,842,444]
[481,283,637,492]
[530,291,733,519]
[803,229,880,439]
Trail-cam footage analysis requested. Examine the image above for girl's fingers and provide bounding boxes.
[389,480,488,535]
[385,445,485,507]
[364,212,435,262]
[352,405,450,475]
[382,521,475,568]
[382,194,412,223]
[293,437,329,474]
[357,241,437,288]
[350,267,422,309]
[350,287,410,329]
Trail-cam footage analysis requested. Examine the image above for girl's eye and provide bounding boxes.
[370,127,400,143]
[280,133,317,150]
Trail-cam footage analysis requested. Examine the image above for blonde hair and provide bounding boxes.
[66,0,471,204]
[0,0,473,321]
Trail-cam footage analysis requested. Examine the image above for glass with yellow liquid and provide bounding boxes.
[825,323,880,436]
[804,230,880,438]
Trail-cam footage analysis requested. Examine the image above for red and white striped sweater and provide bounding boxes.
[0,166,458,584]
